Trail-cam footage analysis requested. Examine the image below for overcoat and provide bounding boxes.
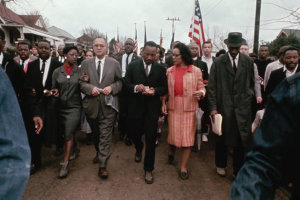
[208,53,255,148]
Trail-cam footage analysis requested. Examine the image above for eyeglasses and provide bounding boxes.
[172,54,181,57]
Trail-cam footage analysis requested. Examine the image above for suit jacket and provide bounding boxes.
[124,59,168,119]
[193,58,209,83]
[15,57,35,73]
[117,53,141,70]
[26,58,61,101]
[208,53,255,148]
[167,65,205,112]
[265,66,300,97]
[79,56,122,119]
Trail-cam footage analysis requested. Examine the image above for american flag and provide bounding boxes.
[160,30,163,47]
[188,0,205,56]
[134,26,138,54]
[116,28,120,53]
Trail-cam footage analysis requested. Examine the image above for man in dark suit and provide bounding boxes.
[80,37,122,179]
[117,38,141,145]
[265,46,299,97]
[189,42,209,145]
[26,39,61,173]
[125,41,167,184]
[208,32,255,177]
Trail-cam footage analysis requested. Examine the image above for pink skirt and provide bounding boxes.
[168,96,196,147]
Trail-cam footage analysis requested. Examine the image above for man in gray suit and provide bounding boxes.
[80,38,122,179]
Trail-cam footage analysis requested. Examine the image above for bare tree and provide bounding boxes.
[205,25,229,51]
[27,10,50,28]
[78,27,105,49]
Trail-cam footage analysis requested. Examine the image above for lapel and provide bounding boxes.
[90,58,98,84]
[101,56,109,83]
[139,60,148,78]
[222,53,235,77]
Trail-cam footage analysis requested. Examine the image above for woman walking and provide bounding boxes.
[52,46,82,178]
[162,43,205,180]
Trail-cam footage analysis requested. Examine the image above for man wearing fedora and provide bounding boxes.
[208,32,255,177]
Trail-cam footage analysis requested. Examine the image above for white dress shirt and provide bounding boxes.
[95,56,105,83]
[39,57,51,87]
[20,58,30,70]
[134,60,152,93]
[283,65,298,78]
[201,56,213,74]
[228,53,239,69]
[121,53,133,77]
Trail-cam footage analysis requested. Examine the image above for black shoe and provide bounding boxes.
[168,154,174,164]
[179,171,189,180]
[98,167,108,179]
[54,147,64,156]
[124,137,132,146]
[135,151,142,163]
[144,171,153,184]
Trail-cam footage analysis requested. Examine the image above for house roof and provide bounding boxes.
[0,3,26,25]
[77,33,92,41]
[19,15,47,31]
[47,26,75,39]
[280,29,300,39]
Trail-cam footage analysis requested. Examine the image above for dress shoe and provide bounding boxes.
[144,171,153,184]
[202,134,208,142]
[179,170,189,180]
[135,151,142,163]
[59,161,69,178]
[216,167,226,177]
[168,154,174,164]
[124,137,132,146]
[69,148,80,161]
[93,153,99,164]
[98,167,108,179]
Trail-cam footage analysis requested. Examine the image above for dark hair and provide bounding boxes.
[0,29,5,40]
[202,41,212,48]
[18,40,32,49]
[173,42,193,65]
[86,50,95,56]
[38,39,50,46]
[216,49,226,57]
[144,41,157,49]
[259,45,268,49]
[282,46,299,56]
[63,46,78,55]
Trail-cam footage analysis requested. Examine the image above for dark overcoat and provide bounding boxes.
[208,53,255,148]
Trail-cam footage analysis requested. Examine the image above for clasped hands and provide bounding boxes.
[136,84,155,96]
[91,86,112,96]
[193,90,204,100]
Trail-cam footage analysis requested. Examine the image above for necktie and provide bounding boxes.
[41,60,46,77]
[232,58,237,73]
[126,54,129,69]
[21,60,25,70]
[145,65,149,76]
[97,61,101,82]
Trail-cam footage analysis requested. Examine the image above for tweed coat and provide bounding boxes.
[207,53,255,148]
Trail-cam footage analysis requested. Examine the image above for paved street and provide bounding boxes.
[23,126,290,200]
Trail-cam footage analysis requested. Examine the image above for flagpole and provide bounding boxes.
[144,21,147,45]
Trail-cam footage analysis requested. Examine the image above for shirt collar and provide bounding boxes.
[39,57,51,64]
[0,52,3,65]
[143,60,152,68]
[228,53,239,61]
[95,56,105,64]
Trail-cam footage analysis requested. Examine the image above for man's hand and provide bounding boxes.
[91,87,100,96]
[102,86,112,95]
[142,87,155,96]
[210,110,218,123]
[161,102,168,115]
[81,73,89,82]
[51,89,59,97]
[257,97,262,104]
[33,116,43,134]
[136,84,145,93]
[43,89,52,97]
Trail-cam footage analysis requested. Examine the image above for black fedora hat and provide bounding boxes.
[224,32,246,48]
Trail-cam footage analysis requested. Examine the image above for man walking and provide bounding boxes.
[80,37,122,179]
[208,32,255,177]
[125,41,167,184]
[117,38,140,145]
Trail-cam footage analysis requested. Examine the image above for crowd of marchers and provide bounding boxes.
[1,28,300,200]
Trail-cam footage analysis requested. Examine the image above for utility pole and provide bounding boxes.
[166,17,180,49]
[253,0,262,54]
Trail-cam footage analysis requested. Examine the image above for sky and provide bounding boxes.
[7,0,300,51]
